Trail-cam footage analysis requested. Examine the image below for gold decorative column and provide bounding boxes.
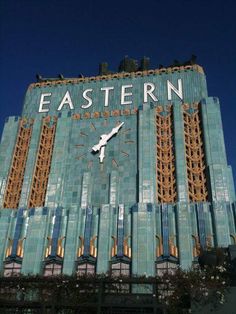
[183,104,208,202]
[156,106,176,203]
[28,116,57,208]
[3,119,33,208]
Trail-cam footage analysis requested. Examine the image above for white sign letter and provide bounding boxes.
[81,89,93,109]
[39,93,51,113]
[57,91,74,111]
[167,79,183,100]
[121,85,133,105]
[143,83,158,103]
[101,86,114,107]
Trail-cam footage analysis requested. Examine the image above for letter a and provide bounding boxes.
[57,91,74,111]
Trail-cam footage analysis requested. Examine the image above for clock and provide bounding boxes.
[73,116,136,172]
[91,121,124,163]
[65,113,138,206]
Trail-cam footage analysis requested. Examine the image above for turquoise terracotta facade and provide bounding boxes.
[0,65,235,276]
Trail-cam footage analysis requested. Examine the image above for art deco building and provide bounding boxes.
[0,58,235,277]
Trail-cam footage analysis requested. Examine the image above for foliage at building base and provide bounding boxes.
[0,253,233,314]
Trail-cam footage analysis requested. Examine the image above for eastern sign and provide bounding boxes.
[38,79,183,113]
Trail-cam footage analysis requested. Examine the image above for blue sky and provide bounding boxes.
[0,0,236,182]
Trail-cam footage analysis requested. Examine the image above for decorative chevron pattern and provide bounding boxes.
[183,104,208,202]
[28,116,57,208]
[156,106,176,203]
[3,119,33,208]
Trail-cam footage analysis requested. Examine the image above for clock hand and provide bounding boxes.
[105,122,124,142]
[99,146,106,163]
[92,134,107,152]
[92,122,124,152]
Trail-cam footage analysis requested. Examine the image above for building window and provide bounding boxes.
[111,262,130,277]
[43,262,62,276]
[156,261,178,277]
[77,262,95,276]
[109,261,131,293]
[4,261,22,277]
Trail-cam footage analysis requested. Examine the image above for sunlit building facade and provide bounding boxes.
[0,61,235,277]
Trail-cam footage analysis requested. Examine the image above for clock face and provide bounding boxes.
[72,116,136,173]
[62,114,138,206]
